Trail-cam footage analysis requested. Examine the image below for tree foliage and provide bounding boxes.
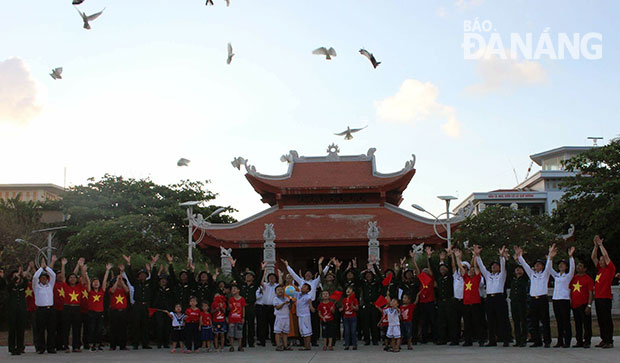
[0,197,47,270]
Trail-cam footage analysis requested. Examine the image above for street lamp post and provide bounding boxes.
[412,195,457,249]
[16,226,66,267]
[180,201,225,262]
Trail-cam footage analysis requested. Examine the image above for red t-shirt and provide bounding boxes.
[64,283,83,305]
[570,274,594,309]
[200,311,212,327]
[595,261,616,299]
[228,296,246,324]
[212,295,227,322]
[318,301,335,322]
[26,282,36,312]
[109,288,128,310]
[54,282,65,311]
[380,307,389,327]
[80,288,89,313]
[88,289,105,312]
[463,273,482,305]
[185,307,201,323]
[400,303,415,322]
[418,272,435,303]
[342,296,358,318]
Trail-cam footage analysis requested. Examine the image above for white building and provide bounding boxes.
[454,146,594,216]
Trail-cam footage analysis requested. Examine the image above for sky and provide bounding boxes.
[1,0,619,220]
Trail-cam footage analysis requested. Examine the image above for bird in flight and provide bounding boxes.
[225,0,230,6]
[227,43,235,64]
[75,7,105,30]
[312,47,337,60]
[50,67,63,80]
[206,0,214,5]
[72,0,85,4]
[334,126,368,140]
[359,49,381,69]
[177,158,191,167]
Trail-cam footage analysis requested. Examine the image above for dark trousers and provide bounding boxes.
[454,299,463,341]
[63,305,82,349]
[257,305,275,345]
[54,309,64,350]
[529,296,551,345]
[511,300,528,345]
[88,311,104,347]
[153,311,170,347]
[35,307,56,353]
[437,299,458,343]
[419,302,436,343]
[595,298,613,345]
[411,304,420,343]
[7,307,26,354]
[185,322,200,351]
[343,317,358,347]
[81,312,90,348]
[361,305,380,344]
[110,309,128,349]
[131,303,150,347]
[28,311,38,348]
[242,304,256,347]
[552,299,571,346]
[572,304,592,346]
[311,303,320,344]
[485,294,509,344]
[463,303,485,344]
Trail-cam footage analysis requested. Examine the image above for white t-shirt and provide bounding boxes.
[295,292,313,317]
[273,296,290,318]
[170,312,186,328]
[387,307,400,327]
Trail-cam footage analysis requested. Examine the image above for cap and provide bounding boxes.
[461,261,471,269]
[244,270,256,277]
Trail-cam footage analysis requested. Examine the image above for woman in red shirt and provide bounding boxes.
[60,257,87,352]
[84,263,111,351]
[108,269,130,350]
[591,235,616,348]
[456,250,485,347]
[339,287,358,350]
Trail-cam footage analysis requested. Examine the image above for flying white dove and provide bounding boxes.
[206,0,214,5]
[177,158,191,167]
[312,47,337,60]
[49,67,63,80]
[225,0,230,6]
[75,7,105,30]
[73,0,85,4]
[359,48,381,69]
[227,43,235,65]
[334,126,367,140]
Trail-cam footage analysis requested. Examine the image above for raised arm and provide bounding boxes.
[473,245,490,279]
[102,263,112,291]
[567,247,576,280]
[591,237,599,265]
[498,246,507,278]
[409,250,421,275]
[454,249,466,276]
[424,247,434,277]
[282,259,303,286]
[516,254,534,279]
[544,244,556,278]
[596,236,611,265]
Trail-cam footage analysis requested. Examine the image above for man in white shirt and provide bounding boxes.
[474,245,510,347]
[33,257,57,354]
[550,246,575,348]
[256,268,278,347]
[450,249,465,342]
[515,244,555,348]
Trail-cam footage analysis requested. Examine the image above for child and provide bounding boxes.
[399,292,419,350]
[293,283,314,350]
[317,291,336,351]
[212,290,228,352]
[386,298,401,352]
[339,286,358,350]
[169,304,186,353]
[199,302,213,352]
[376,303,389,351]
[228,285,246,352]
[185,297,201,353]
[272,285,292,351]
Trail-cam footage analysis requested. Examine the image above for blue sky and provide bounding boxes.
[1,0,618,219]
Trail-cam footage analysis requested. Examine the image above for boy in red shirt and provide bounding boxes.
[199,302,213,351]
[84,263,111,351]
[185,296,201,353]
[570,261,594,348]
[318,291,336,350]
[228,285,246,352]
[591,235,616,348]
[339,286,359,350]
[399,292,420,350]
[212,291,227,352]
[456,250,484,347]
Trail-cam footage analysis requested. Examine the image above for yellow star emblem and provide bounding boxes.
[465,281,473,291]
[69,291,80,302]
[595,273,601,283]
[92,294,101,302]
[422,284,428,289]
[82,290,89,299]
[25,287,33,297]
[115,295,125,305]
[572,281,582,293]
[57,288,65,298]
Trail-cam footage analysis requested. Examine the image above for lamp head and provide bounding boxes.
[411,204,426,212]
[179,201,202,207]
[437,195,457,201]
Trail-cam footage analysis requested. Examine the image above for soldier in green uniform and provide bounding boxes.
[510,264,529,347]
[231,258,259,348]
[194,263,215,306]
[4,267,28,355]
[151,264,175,349]
[124,254,154,350]
[430,249,458,345]
[359,256,382,345]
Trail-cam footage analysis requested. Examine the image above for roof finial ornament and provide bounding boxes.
[231,156,257,175]
[280,150,299,164]
[366,148,376,157]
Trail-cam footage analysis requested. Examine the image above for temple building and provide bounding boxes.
[191,145,455,272]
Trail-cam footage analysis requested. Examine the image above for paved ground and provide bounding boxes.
[2,338,619,363]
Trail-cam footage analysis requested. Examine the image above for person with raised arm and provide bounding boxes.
[257,261,278,347]
[83,262,111,351]
[591,235,616,348]
[33,256,57,354]
[5,265,29,355]
[414,246,436,344]
[474,244,510,347]
[570,259,594,348]
[550,246,575,348]
[455,248,485,347]
[124,254,154,350]
[515,244,554,348]
[281,258,316,350]
[109,264,130,350]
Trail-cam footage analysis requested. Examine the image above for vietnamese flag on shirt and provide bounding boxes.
[382,272,393,287]
[374,295,388,308]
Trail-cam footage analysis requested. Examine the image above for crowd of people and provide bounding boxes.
[0,234,618,356]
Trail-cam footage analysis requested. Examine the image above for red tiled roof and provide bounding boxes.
[194,204,446,249]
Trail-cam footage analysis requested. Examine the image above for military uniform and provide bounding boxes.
[233,268,259,347]
[151,274,175,348]
[127,266,154,349]
[172,267,195,309]
[359,265,382,345]
[6,276,28,355]
[510,274,529,346]
[432,263,457,345]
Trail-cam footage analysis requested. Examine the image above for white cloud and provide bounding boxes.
[467,48,547,93]
[0,57,42,124]
[375,79,461,138]
[437,7,446,17]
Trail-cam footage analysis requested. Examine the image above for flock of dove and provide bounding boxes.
[53,1,370,169]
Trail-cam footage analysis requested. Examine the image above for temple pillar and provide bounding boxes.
[381,244,390,271]
[367,221,380,263]
[220,247,232,276]
[263,223,276,274]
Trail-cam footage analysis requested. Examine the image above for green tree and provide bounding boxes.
[0,197,46,269]
[553,138,620,267]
